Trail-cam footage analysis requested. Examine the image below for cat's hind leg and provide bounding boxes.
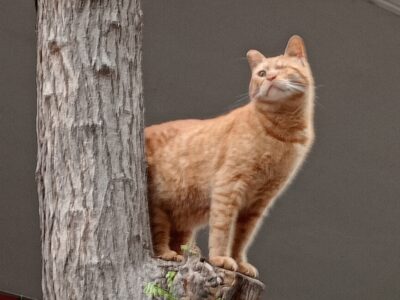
[150,207,183,262]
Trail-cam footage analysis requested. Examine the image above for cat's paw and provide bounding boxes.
[209,256,238,271]
[238,261,258,278]
[157,250,184,262]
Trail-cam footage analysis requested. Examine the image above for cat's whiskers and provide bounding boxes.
[278,79,306,93]
[314,95,325,110]
[311,84,325,109]
[236,92,250,98]
[226,92,250,111]
[277,80,324,113]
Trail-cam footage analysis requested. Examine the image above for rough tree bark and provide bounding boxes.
[36,0,264,299]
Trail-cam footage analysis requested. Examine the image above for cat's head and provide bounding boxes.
[247,35,313,104]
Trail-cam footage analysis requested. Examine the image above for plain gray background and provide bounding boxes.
[1,0,399,299]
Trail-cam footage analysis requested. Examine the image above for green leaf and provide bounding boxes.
[143,281,177,300]
[180,244,189,252]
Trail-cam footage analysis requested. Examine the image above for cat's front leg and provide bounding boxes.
[231,202,268,277]
[208,181,246,272]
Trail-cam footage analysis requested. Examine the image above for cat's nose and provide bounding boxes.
[267,73,277,81]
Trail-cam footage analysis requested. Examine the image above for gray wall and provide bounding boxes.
[0,1,41,298]
[1,0,399,299]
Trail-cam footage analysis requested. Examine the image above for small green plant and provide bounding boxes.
[144,245,200,299]
[144,271,178,300]
[180,244,190,253]
[166,271,177,289]
[180,244,200,256]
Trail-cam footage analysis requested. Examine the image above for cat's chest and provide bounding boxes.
[253,141,309,184]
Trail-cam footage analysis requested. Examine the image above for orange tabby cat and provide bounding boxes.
[145,35,315,277]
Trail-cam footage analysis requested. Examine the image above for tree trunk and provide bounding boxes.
[36,0,264,299]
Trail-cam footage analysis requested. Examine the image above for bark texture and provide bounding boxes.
[36,0,150,298]
[36,0,264,299]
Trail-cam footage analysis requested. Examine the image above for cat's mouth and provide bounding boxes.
[257,82,287,101]
[267,83,285,95]
[257,80,306,102]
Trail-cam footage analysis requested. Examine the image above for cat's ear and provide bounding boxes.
[284,35,307,59]
[247,50,265,70]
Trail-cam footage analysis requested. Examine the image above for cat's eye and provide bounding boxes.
[257,70,266,77]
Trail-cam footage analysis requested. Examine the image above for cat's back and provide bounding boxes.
[146,119,204,141]
[145,108,239,159]
[145,119,205,158]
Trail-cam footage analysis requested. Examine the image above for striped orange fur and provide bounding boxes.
[145,35,315,277]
